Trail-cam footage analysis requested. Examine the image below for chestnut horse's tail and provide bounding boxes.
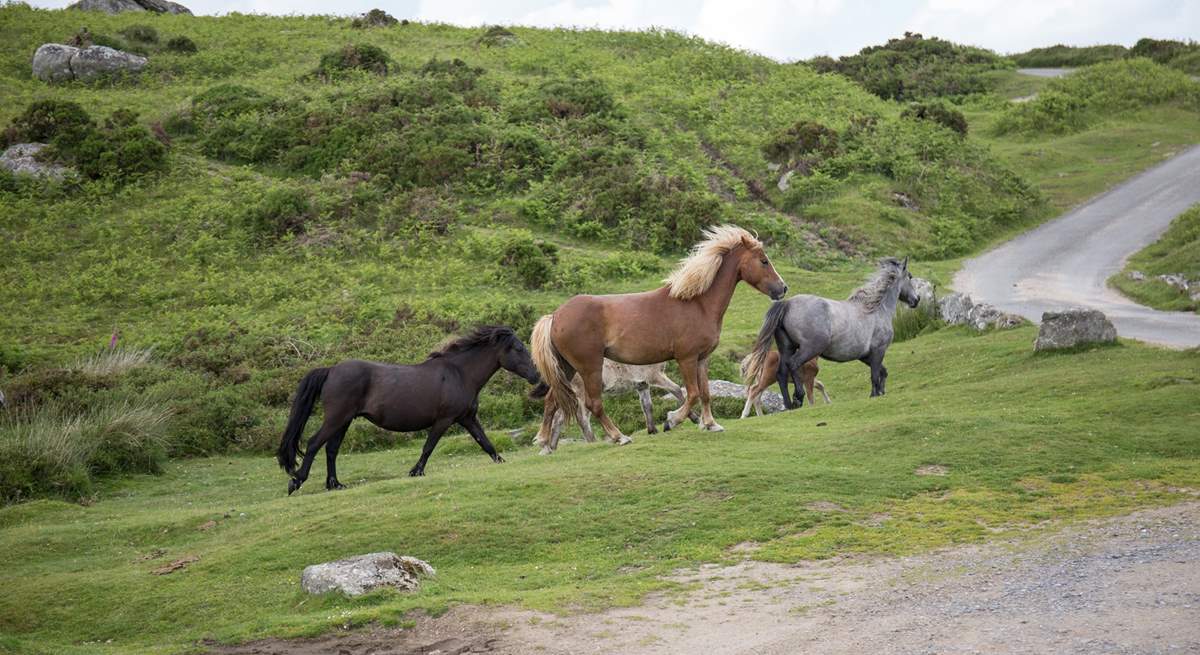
[530,314,578,426]
[743,301,789,388]
[277,367,330,476]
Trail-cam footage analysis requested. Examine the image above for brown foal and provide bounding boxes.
[530,225,787,443]
[739,350,829,419]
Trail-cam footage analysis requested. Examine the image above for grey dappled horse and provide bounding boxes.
[743,257,919,406]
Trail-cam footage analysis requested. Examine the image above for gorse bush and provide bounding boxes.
[165,35,198,54]
[315,43,390,79]
[900,102,967,136]
[808,32,1011,100]
[5,100,167,182]
[1009,44,1127,68]
[996,59,1198,135]
[118,24,158,44]
[500,231,559,289]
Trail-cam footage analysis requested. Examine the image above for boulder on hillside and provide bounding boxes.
[67,0,192,14]
[1034,308,1117,351]
[1157,273,1190,292]
[938,292,973,325]
[966,302,1001,331]
[301,552,434,597]
[707,379,786,414]
[1,143,73,180]
[911,276,935,307]
[32,44,146,83]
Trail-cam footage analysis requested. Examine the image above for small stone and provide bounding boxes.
[1127,270,1146,282]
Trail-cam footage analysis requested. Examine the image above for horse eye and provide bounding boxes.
[760,259,769,266]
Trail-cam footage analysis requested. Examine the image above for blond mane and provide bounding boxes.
[664,225,761,300]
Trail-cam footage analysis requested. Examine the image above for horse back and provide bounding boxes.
[326,359,453,432]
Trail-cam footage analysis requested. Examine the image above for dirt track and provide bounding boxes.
[211,501,1200,655]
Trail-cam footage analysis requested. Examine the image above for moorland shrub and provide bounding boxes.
[242,186,312,241]
[315,43,390,79]
[1129,38,1198,65]
[1009,44,1127,68]
[996,58,1198,135]
[5,101,166,182]
[512,77,621,121]
[351,8,398,28]
[165,35,198,54]
[499,231,559,289]
[809,32,1011,100]
[118,24,158,44]
[900,102,968,135]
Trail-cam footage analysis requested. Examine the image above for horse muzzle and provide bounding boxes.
[769,282,789,301]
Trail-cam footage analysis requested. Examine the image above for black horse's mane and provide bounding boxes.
[427,326,515,359]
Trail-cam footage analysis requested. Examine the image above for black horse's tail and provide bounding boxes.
[277,367,330,475]
[742,301,789,387]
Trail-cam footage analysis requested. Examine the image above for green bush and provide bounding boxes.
[5,102,166,182]
[900,102,968,135]
[500,231,558,289]
[808,32,1011,100]
[242,187,312,241]
[762,120,839,166]
[351,8,398,28]
[996,58,1197,135]
[192,84,274,120]
[1129,38,1198,65]
[514,78,619,121]
[118,24,158,44]
[316,43,390,79]
[165,35,198,54]
[7,99,93,147]
[1009,44,1127,67]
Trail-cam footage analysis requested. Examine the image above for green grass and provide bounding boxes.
[1,326,1197,654]
[1109,204,1200,313]
[981,69,1053,100]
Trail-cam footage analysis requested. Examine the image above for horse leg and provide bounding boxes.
[774,331,799,409]
[740,392,754,419]
[460,414,504,464]
[576,394,597,443]
[815,379,832,404]
[696,356,723,432]
[863,352,885,397]
[879,364,889,395]
[651,371,697,422]
[665,357,700,431]
[580,365,629,444]
[537,388,561,455]
[637,382,657,434]
[289,410,352,495]
[323,420,354,491]
[741,367,766,419]
[409,418,454,476]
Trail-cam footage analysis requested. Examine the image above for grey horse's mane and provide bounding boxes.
[846,258,903,312]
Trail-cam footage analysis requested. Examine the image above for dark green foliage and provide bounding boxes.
[1129,38,1198,64]
[514,78,620,121]
[5,102,166,182]
[809,32,1011,100]
[316,43,390,79]
[242,187,312,241]
[901,102,968,135]
[478,25,518,47]
[118,24,158,44]
[351,8,399,28]
[500,232,558,289]
[1009,44,1127,67]
[762,120,839,166]
[164,35,198,54]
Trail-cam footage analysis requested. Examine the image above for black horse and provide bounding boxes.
[277,326,541,495]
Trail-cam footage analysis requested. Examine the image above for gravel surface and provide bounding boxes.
[955,146,1200,349]
[210,502,1200,655]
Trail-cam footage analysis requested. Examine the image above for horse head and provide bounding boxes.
[498,333,542,385]
[897,256,920,308]
[737,234,788,300]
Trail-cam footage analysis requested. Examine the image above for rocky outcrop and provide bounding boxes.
[910,276,935,307]
[938,292,973,325]
[937,291,1023,331]
[1034,309,1117,351]
[301,552,434,597]
[31,44,146,83]
[1,143,73,180]
[67,0,192,14]
[1157,273,1191,292]
[707,379,785,413]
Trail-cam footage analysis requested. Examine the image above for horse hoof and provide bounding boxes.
[703,422,725,432]
[494,455,506,463]
[662,420,671,432]
[287,478,302,495]
[617,435,633,445]
[326,481,346,491]
[538,446,553,455]
[647,426,658,435]
[408,469,424,477]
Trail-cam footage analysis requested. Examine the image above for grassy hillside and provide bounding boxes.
[1010,43,1128,68]
[1110,204,1200,313]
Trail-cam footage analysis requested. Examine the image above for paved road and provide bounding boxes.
[1016,67,1073,77]
[955,146,1200,349]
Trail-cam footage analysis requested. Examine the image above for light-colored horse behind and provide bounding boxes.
[744,257,919,406]
[739,350,829,418]
[536,360,687,454]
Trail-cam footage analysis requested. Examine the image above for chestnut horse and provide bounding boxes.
[530,225,787,442]
[739,350,829,418]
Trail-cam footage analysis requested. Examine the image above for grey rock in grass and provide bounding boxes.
[32,43,146,82]
[1,143,73,180]
[707,379,785,414]
[31,44,77,82]
[938,292,973,325]
[910,276,935,308]
[301,552,434,597]
[777,169,795,192]
[967,302,1002,331]
[1157,273,1190,292]
[1127,270,1146,282]
[67,0,192,14]
[70,45,147,82]
[995,313,1026,330]
[1034,309,1117,351]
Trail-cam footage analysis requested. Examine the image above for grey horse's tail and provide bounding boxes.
[277,367,329,476]
[742,301,788,387]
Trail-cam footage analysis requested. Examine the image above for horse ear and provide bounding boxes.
[902,256,909,269]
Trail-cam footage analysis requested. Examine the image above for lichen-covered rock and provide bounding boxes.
[1034,309,1117,351]
[707,379,785,413]
[67,0,192,14]
[31,44,78,82]
[1157,273,1190,292]
[967,302,1002,331]
[1127,270,1146,282]
[1,143,72,180]
[301,552,434,597]
[911,276,935,307]
[995,313,1025,330]
[70,45,147,82]
[777,169,795,192]
[938,292,973,325]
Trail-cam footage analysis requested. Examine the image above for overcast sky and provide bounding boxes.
[26,0,1200,60]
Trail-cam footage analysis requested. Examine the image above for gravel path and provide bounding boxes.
[1015,68,1074,78]
[211,502,1200,655]
[955,145,1200,349]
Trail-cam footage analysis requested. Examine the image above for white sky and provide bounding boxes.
[25,0,1200,60]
